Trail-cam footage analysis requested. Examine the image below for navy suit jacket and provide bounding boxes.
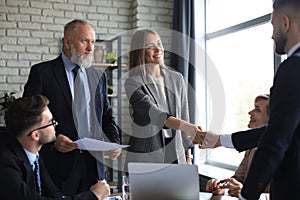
[232,48,300,200]
[23,55,120,190]
[0,138,98,200]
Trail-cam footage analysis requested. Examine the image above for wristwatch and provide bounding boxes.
[186,154,193,159]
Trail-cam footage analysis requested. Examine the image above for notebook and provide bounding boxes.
[128,162,199,200]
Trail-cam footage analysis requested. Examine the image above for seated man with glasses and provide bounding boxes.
[0,94,110,200]
[27,118,58,136]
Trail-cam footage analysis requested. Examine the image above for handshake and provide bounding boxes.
[178,120,221,148]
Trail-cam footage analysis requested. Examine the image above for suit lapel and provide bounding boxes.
[144,74,160,105]
[86,67,100,98]
[162,69,176,116]
[51,56,72,108]
[292,47,300,57]
[143,69,176,114]
[163,69,177,137]
[11,140,37,192]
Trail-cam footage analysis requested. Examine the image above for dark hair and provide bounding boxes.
[273,0,300,11]
[5,95,49,137]
[64,19,92,36]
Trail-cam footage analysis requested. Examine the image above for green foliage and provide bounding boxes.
[0,92,16,111]
[106,52,115,60]
[106,52,118,64]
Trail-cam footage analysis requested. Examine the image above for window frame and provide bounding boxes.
[193,1,280,171]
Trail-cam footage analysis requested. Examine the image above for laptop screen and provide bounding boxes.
[128,162,199,200]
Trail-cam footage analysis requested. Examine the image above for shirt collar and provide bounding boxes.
[287,42,300,57]
[62,52,76,72]
[62,52,86,73]
[24,148,39,168]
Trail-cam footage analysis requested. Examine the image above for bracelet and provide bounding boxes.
[186,154,193,159]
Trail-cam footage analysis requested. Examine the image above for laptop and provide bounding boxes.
[128,162,199,200]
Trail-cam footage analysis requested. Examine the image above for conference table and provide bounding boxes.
[200,192,269,200]
[108,192,269,200]
[104,192,238,200]
[200,192,238,199]
[107,192,238,200]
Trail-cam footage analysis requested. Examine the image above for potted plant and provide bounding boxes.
[106,52,117,64]
[0,92,16,126]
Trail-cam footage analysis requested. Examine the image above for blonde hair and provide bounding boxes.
[255,94,270,111]
[128,29,166,77]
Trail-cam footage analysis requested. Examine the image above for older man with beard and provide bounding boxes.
[23,19,121,196]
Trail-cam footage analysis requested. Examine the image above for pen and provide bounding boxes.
[216,179,227,185]
[209,179,228,193]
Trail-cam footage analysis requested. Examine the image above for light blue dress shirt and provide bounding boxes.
[24,148,38,170]
[61,53,91,134]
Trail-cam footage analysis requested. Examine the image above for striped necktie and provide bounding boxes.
[34,155,41,195]
[72,66,89,139]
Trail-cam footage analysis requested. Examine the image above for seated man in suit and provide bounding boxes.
[205,94,270,198]
[0,94,110,200]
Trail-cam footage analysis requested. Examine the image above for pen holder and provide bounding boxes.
[122,175,130,200]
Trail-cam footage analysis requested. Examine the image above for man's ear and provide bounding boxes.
[282,15,291,33]
[30,130,40,141]
[64,36,71,50]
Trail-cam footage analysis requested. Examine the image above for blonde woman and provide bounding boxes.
[206,94,270,198]
[124,29,201,168]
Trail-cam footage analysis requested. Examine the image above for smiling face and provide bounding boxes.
[144,33,165,66]
[247,98,269,128]
[64,22,95,68]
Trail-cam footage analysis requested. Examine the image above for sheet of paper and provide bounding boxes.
[104,195,122,200]
[75,137,129,151]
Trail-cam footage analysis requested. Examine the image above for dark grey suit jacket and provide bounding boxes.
[124,66,192,167]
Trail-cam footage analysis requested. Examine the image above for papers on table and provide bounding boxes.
[75,137,129,151]
[104,196,122,200]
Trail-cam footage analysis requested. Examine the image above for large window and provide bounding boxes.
[194,0,275,170]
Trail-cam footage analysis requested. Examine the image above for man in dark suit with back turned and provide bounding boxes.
[23,19,121,196]
[0,95,110,200]
[195,0,300,199]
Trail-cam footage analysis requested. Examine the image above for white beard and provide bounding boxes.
[70,45,93,68]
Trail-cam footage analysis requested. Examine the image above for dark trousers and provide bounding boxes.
[61,151,99,195]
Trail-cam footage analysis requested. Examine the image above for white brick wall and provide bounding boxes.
[133,0,173,28]
[0,0,173,97]
[0,0,174,142]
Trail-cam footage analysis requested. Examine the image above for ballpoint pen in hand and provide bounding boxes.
[209,179,228,193]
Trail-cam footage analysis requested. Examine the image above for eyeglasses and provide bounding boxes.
[27,119,58,136]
